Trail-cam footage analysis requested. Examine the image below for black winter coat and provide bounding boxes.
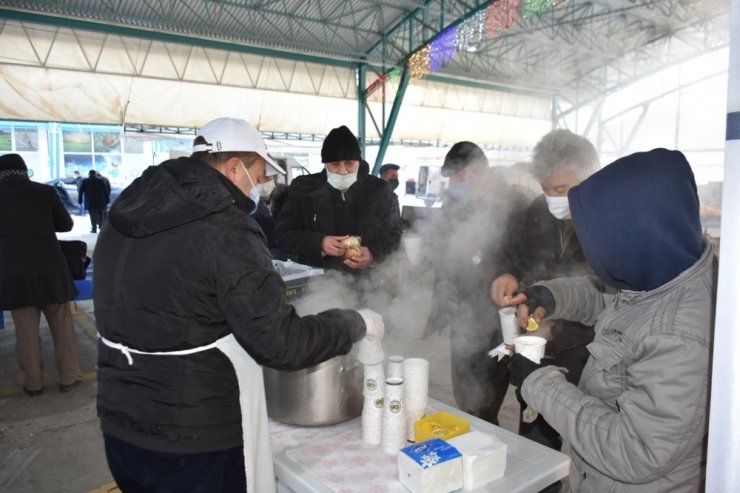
[78,175,109,210]
[0,175,77,309]
[273,164,401,272]
[498,195,595,363]
[423,174,532,345]
[94,157,366,454]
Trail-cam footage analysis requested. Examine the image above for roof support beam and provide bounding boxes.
[0,8,356,69]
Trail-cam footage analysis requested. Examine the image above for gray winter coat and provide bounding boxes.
[522,242,716,492]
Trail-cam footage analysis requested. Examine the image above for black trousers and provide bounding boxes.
[103,434,246,493]
[88,208,105,232]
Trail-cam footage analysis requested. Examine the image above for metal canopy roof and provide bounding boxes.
[0,0,731,102]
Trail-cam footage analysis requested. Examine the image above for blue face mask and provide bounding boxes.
[446,182,472,202]
[241,161,261,215]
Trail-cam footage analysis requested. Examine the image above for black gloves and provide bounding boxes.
[509,353,557,388]
[521,285,556,317]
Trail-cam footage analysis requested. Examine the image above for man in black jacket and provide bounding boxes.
[274,125,401,274]
[78,169,109,233]
[421,142,532,426]
[94,117,384,493]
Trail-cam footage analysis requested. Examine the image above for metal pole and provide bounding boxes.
[372,67,410,175]
[706,0,740,490]
[358,63,367,159]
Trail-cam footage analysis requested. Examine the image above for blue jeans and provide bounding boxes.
[103,434,246,493]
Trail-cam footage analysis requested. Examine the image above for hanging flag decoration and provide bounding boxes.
[368,0,569,91]
[485,0,521,38]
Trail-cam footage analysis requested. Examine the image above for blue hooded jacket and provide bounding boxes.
[568,148,704,291]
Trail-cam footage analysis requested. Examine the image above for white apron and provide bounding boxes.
[101,334,276,493]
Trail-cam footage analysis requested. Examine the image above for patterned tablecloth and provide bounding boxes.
[271,416,406,493]
[270,398,570,493]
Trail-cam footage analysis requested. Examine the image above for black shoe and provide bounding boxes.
[59,379,82,393]
[90,229,97,233]
[23,386,43,397]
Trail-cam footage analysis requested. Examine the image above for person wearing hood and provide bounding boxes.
[273,125,401,274]
[93,118,385,493]
[508,149,715,492]
[421,141,532,425]
[489,129,599,480]
[0,153,82,396]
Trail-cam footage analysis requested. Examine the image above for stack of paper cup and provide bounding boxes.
[382,377,407,454]
[387,355,404,379]
[362,363,385,444]
[513,335,547,363]
[498,307,520,345]
[402,357,429,442]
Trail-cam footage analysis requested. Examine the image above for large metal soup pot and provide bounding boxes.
[263,352,363,426]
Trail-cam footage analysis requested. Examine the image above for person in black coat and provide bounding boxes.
[93,118,384,492]
[78,169,109,233]
[420,142,533,426]
[274,125,401,274]
[0,154,82,396]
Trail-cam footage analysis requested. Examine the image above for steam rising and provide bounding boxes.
[290,165,540,412]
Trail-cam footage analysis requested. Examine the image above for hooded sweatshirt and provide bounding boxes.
[568,148,704,291]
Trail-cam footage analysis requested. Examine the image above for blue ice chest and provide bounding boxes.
[398,439,463,493]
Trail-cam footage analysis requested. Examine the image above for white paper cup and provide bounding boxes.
[499,306,520,345]
[362,397,383,444]
[382,377,407,454]
[357,338,385,365]
[363,363,385,398]
[514,335,547,363]
[387,355,404,379]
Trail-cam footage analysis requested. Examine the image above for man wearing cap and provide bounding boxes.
[379,163,402,226]
[274,125,401,274]
[93,117,385,493]
[421,141,531,426]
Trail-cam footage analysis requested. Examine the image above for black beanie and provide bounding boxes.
[321,125,362,163]
[441,141,488,177]
[0,153,27,171]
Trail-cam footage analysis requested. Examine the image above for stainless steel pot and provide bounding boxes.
[263,352,363,426]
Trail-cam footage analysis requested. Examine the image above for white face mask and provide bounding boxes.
[544,194,571,220]
[326,170,358,191]
[257,178,276,199]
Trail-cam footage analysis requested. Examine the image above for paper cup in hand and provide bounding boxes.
[357,338,385,365]
[514,335,547,363]
[498,307,519,345]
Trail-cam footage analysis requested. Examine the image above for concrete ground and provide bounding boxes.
[0,216,532,493]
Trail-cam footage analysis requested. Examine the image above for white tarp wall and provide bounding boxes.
[706,0,740,490]
[0,19,550,147]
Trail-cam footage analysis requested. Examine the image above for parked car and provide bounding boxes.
[46,177,122,212]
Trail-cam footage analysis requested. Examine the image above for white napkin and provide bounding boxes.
[487,343,511,362]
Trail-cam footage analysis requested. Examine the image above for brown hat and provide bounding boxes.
[441,142,488,177]
[0,153,27,171]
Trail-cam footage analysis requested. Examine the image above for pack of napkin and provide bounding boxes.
[448,431,507,490]
[397,438,463,493]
